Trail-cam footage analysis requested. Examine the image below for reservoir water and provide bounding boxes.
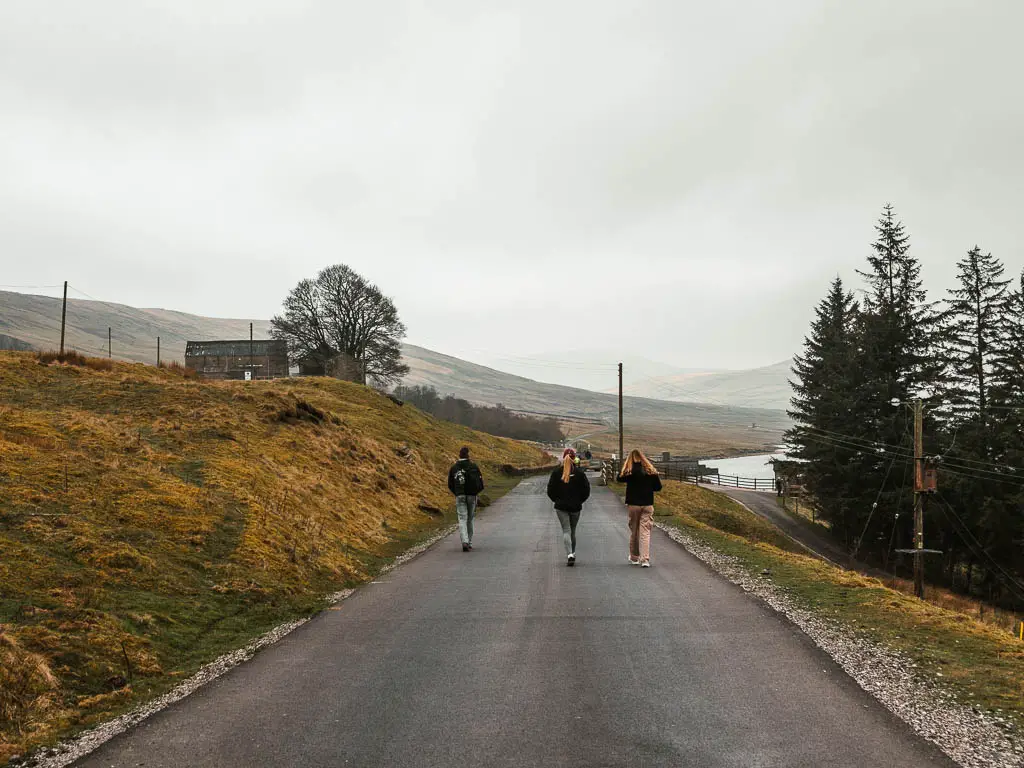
[703,453,784,480]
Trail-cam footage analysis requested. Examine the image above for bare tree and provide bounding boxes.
[271,265,409,387]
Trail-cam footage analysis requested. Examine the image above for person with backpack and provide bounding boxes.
[546,448,591,566]
[617,449,663,567]
[447,446,485,552]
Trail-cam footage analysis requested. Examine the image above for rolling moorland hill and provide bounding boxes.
[0,289,271,364]
[619,360,794,411]
[0,290,790,453]
[0,351,546,760]
[400,344,788,451]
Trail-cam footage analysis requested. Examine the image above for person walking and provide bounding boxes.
[447,446,484,552]
[546,448,591,566]
[618,449,662,568]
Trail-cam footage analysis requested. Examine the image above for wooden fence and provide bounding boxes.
[601,460,777,492]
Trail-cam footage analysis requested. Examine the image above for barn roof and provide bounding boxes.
[185,339,287,357]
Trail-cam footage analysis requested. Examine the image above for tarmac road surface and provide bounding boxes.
[74,476,953,768]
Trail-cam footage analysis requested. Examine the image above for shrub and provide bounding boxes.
[36,350,113,371]
[157,361,199,379]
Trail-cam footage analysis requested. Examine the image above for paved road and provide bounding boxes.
[707,486,855,566]
[75,477,952,768]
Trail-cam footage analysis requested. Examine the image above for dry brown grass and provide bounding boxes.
[35,350,113,372]
[0,351,546,760]
[0,630,59,740]
[156,360,198,379]
[775,498,1021,636]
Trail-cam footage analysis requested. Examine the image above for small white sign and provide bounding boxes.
[244,371,252,381]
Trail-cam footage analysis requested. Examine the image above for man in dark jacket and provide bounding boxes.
[546,449,591,566]
[448,446,484,552]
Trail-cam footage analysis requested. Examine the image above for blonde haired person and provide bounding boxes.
[546,448,591,566]
[617,449,662,567]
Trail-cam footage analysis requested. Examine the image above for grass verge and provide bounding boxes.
[616,479,1024,729]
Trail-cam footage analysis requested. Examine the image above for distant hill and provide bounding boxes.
[0,290,271,363]
[469,349,710,392]
[622,360,794,411]
[0,290,790,453]
[401,343,788,434]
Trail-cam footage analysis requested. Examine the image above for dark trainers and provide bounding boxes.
[467,544,473,551]
[567,553,576,567]
[462,543,470,552]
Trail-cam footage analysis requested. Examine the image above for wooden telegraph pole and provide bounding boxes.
[157,337,161,368]
[913,397,925,598]
[59,280,68,358]
[618,362,624,464]
[249,322,254,381]
[108,327,112,358]
[895,396,940,599]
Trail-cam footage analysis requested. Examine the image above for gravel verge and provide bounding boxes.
[654,520,1024,768]
[12,523,458,768]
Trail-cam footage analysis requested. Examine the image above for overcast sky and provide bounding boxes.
[2,0,1022,375]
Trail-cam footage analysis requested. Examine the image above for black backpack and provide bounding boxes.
[454,462,483,495]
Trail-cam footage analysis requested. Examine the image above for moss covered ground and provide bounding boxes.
[0,352,546,760]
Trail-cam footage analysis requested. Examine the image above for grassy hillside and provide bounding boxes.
[622,360,793,410]
[0,352,545,761]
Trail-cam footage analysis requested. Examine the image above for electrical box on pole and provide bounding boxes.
[913,398,925,599]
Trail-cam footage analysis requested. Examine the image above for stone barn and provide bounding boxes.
[184,339,289,380]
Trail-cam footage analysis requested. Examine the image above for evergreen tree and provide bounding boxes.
[786,277,862,545]
[983,270,1024,597]
[935,248,1011,591]
[850,205,941,562]
[940,247,1010,436]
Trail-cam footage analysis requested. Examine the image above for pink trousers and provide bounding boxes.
[627,505,654,562]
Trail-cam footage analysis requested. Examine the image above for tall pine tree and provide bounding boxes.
[984,270,1024,597]
[936,248,1011,591]
[787,277,861,545]
[940,247,1009,437]
[850,205,941,562]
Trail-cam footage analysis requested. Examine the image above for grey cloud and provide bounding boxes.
[1,0,1022,371]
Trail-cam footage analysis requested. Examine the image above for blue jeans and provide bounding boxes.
[456,495,478,545]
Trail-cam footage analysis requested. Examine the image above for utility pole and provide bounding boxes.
[59,280,68,358]
[913,397,925,599]
[618,362,624,463]
[157,337,161,368]
[249,323,254,381]
[108,327,112,359]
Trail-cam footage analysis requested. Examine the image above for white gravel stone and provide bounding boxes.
[655,520,1024,768]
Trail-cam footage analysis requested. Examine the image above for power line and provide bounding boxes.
[67,284,106,303]
[851,417,910,560]
[797,430,1024,486]
[933,490,1024,603]
[794,424,1024,476]
[0,284,64,290]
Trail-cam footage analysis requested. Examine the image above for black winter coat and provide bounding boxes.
[618,465,662,507]
[448,459,484,496]
[546,464,591,513]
